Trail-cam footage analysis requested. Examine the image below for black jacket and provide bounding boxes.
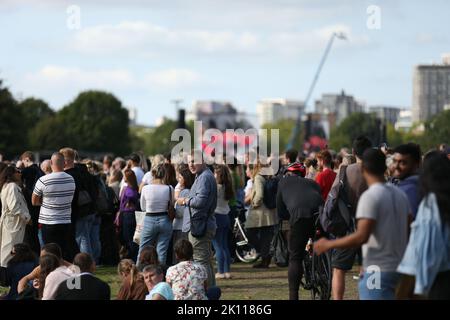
[65,164,98,221]
[276,176,323,223]
[54,274,110,300]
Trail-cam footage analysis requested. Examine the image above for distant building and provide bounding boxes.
[127,107,138,126]
[187,100,250,131]
[412,54,450,123]
[315,90,365,126]
[370,106,402,125]
[256,99,304,127]
[395,109,413,132]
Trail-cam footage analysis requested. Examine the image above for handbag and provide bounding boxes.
[167,186,176,221]
[132,211,146,245]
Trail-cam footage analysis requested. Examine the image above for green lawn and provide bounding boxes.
[2,262,360,300]
[96,262,360,300]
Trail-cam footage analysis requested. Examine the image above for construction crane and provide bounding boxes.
[286,32,347,150]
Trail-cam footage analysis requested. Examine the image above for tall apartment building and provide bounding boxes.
[256,99,304,127]
[370,105,402,125]
[187,100,249,131]
[412,54,450,123]
[315,90,365,126]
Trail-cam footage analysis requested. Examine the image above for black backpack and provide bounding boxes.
[262,176,279,209]
[319,166,354,237]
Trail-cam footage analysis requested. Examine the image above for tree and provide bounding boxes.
[421,109,450,151]
[262,119,298,153]
[30,91,131,155]
[329,112,380,150]
[142,119,195,156]
[18,97,55,149]
[0,80,26,158]
[29,116,68,150]
[18,97,54,130]
[386,123,405,148]
[59,91,131,155]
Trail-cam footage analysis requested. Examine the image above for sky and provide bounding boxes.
[1,0,449,126]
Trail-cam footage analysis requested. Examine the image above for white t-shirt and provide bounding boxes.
[141,171,153,186]
[33,172,75,225]
[42,266,75,300]
[356,182,411,272]
[132,166,145,186]
[141,184,174,213]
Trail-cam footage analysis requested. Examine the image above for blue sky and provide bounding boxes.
[1,0,449,126]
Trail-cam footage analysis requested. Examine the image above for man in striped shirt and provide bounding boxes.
[32,152,75,259]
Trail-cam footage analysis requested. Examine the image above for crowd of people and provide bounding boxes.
[0,140,449,300]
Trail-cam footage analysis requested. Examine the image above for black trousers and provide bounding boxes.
[247,226,274,259]
[288,217,314,300]
[41,224,72,261]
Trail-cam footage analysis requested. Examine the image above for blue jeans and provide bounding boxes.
[212,214,231,273]
[75,214,95,256]
[90,215,102,264]
[358,271,401,300]
[122,212,139,262]
[138,214,173,265]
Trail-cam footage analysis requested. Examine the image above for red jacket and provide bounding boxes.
[315,168,337,201]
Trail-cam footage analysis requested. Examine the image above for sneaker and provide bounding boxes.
[215,273,225,279]
[224,273,232,279]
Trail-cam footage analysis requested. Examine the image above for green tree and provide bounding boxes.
[262,119,298,153]
[0,80,26,158]
[386,123,405,148]
[61,91,131,154]
[18,97,54,130]
[31,90,131,155]
[18,97,55,149]
[143,119,195,156]
[329,112,380,150]
[29,116,68,150]
[421,109,450,151]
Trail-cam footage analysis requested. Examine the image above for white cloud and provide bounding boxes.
[22,65,203,93]
[69,21,370,57]
[145,69,201,89]
[24,65,134,89]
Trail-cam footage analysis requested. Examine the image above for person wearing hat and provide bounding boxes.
[276,162,323,300]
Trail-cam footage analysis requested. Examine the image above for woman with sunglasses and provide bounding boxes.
[0,166,31,267]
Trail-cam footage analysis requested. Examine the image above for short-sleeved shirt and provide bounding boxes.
[132,166,145,186]
[315,168,337,201]
[33,172,75,225]
[165,261,208,300]
[145,282,174,300]
[356,182,411,272]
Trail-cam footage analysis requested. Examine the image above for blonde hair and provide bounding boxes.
[118,259,139,288]
[59,147,76,162]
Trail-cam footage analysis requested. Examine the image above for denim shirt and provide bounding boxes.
[397,193,450,295]
[184,167,217,233]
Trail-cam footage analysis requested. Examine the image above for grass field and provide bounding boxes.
[2,261,360,300]
[96,261,360,300]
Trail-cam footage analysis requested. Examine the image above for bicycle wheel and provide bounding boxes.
[311,251,332,300]
[235,244,259,263]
